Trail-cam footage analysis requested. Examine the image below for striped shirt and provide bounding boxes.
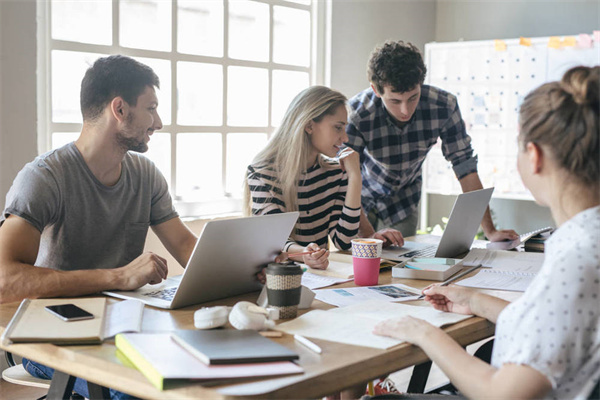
[247,158,361,251]
[346,85,478,226]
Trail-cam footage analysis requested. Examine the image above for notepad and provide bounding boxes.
[392,257,463,281]
[116,333,303,390]
[171,329,299,365]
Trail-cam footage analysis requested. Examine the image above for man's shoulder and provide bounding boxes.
[348,87,383,123]
[420,85,458,110]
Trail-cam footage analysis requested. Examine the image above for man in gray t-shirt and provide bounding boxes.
[0,55,197,304]
[0,55,199,400]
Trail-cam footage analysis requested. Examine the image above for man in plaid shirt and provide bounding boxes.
[347,40,517,244]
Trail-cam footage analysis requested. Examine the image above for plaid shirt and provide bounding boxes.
[346,85,478,226]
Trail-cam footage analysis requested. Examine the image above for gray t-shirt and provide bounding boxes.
[1,142,178,271]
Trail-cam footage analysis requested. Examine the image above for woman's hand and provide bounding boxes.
[422,284,477,315]
[301,243,329,270]
[338,148,361,181]
[373,316,438,346]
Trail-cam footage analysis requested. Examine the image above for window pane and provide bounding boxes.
[228,0,269,62]
[176,133,222,199]
[227,66,268,127]
[134,57,172,125]
[52,132,79,150]
[226,133,268,195]
[51,0,112,45]
[177,62,223,126]
[178,0,223,57]
[120,0,171,51]
[51,50,107,123]
[271,70,310,126]
[273,6,310,67]
[283,0,311,4]
[144,132,172,188]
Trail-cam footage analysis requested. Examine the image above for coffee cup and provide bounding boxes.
[351,238,383,286]
[265,263,304,319]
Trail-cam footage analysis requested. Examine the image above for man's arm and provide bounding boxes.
[459,172,518,242]
[150,217,197,268]
[0,215,168,304]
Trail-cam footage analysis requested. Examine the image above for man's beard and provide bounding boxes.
[116,115,149,153]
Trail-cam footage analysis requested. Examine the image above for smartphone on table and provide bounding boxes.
[45,304,95,322]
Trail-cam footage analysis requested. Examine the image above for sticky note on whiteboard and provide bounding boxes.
[494,40,507,51]
[548,37,561,49]
[519,37,532,47]
[562,37,577,47]
[578,34,593,48]
[594,31,600,43]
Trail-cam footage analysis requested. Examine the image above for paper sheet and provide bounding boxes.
[301,272,352,290]
[103,299,145,339]
[275,300,472,349]
[314,284,421,308]
[461,248,544,274]
[456,270,535,292]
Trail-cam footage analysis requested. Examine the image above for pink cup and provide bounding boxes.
[351,238,383,286]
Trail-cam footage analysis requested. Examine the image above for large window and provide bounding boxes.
[39,0,323,216]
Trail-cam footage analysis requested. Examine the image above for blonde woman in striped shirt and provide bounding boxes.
[244,86,361,270]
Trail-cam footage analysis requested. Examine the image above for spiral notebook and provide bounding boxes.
[456,249,545,292]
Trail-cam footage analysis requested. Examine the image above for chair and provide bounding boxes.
[2,351,50,400]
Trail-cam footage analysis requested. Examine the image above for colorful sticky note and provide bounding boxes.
[548,36,561,49]
[519,37,532,47]
[494,39,507,51]
[578,34,593,48]
[562,36,577,47]
[594,30,600,43]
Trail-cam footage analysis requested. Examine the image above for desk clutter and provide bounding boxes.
[1,298,144,345]
[115,330,302,390]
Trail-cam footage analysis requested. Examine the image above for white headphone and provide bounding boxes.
[193,302,279,330]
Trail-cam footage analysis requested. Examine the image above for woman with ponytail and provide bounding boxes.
[373,66,600,399]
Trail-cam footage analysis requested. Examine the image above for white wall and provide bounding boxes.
[330,0,436,98]
[0,1,38,211]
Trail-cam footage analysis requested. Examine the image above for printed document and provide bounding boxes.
[301,272,352,290]
[275,300,472,349]
[315,284,421,307]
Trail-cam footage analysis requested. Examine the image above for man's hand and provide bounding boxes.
[116,252,168,290]
[372,228,404,247]
[486,228,519,242]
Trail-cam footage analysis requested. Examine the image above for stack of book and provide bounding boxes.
[524,230,553,252]
[115,329,303,390]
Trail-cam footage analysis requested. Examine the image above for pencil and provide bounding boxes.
[417,264,483,299]
[287,251,314,258]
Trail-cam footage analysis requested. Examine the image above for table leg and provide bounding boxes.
[407,361,432,393]
[88,381,111,399]
[46,370,76,400]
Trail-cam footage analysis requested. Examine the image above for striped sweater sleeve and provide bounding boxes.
[328,171,361,250]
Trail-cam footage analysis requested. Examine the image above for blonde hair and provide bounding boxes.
[519,66,599,188]
[243,86,347,216]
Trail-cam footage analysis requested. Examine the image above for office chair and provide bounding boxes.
[2,351,50,400]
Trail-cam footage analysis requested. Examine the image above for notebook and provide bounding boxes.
[116,333,303,390]
[171,329,299,365]
[381,187,494,262]
[103,212,299,309]
[1,298,145,345]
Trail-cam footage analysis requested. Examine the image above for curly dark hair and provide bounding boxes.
[367,40,427,94]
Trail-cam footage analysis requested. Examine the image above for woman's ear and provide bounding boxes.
[305,121,313,135]
[526,142,543,174]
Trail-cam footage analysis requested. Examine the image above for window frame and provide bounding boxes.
[37,0,329,217]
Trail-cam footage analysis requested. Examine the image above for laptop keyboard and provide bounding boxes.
[401,246,437,258]
[143,287,177,301]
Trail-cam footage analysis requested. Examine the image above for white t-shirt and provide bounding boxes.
[492,206,600,399]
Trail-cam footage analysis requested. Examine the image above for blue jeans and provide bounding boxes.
[23,358,137,400]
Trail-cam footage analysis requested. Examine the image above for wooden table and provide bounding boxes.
[0,239,518,399]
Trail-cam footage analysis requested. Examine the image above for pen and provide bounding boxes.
[294,334,322,354]
[417,264,483,299]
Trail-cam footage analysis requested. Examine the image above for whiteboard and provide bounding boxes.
[423,35,599,200]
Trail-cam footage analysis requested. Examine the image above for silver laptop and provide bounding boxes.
[380,188,494,262]
[104,212,299,309]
